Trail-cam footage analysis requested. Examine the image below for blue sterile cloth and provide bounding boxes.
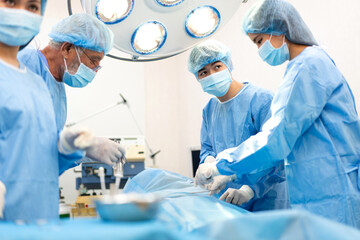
[194,209,360,240]
[123,168,250,232]
[123,168,360,239]
[0,218,205,240]
[2,168,360,240]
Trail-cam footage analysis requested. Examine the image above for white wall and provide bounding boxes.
[39,0,360,202]
[144,0,360,178]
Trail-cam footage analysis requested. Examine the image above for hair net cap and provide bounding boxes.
[242,0,317,46]
[49,13,114,55]
[41,0,47,15]
[188,39,233,77]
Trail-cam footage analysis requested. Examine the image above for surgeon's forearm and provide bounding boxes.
[58,150,85,175]
[214,123,290,185]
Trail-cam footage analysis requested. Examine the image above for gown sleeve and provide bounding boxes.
[216,58,336,184]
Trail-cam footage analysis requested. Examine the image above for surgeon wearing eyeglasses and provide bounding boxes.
[18,13,111,130]
[18,13,126,172]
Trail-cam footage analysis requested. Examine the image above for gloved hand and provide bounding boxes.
[58,126,94,154]
[58,127,126,165]
[194,162,220,187]
[207,174,237,195]
[204,155,216,164]
[219,185,254,206]
[0,181,6,219]
[85,137,126,166]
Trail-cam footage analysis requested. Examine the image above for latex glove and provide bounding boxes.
[204,155,216,164]
[194,162,220,187]
[0,181,6,219]
[207,174,237,195]
[219,185,254,206]
[58,127,126,165]
[58,126,94,154]
[85,137,126,165]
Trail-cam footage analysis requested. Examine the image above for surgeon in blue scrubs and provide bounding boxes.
[18,13,113,132]
[195,0,360,228]
[0,0,63,222]
[18,13,125,172]
[189,40,289,211]
[0,0,124,223]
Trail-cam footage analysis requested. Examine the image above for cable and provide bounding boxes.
[122,99,161,166]
[67,0,72,15]
[65,96,126,127]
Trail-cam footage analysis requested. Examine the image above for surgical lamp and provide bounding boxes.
[68,0,249,62]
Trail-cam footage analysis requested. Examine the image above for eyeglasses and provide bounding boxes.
[79,48,102,72]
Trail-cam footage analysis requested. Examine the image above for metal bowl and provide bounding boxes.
[94,193,159,221]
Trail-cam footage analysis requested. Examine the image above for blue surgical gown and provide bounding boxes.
[0,60,79,222]
[200,83,289,211]
[18,47,67,131]
[216,47,360,228]
[18,47,84,174]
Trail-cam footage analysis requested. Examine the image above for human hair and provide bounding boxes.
[48,40,63,50]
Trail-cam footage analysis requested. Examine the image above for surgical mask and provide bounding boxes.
[258,35,289,66]
[199,70,232,97]
[0,8,42,47]
[63,47,96,88]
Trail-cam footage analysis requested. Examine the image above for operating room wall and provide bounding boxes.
[37,1,146,203]
[144,0,360,178]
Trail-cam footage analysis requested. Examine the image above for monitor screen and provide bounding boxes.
[191,149,201,177]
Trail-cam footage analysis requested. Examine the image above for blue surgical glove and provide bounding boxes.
[219,185,254,206]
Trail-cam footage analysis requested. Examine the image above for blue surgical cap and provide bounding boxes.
[41,0,47,15]
[49,13,114,55]
[242,0,317,46]
[41,0,47,16]
[188,39,233,77]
